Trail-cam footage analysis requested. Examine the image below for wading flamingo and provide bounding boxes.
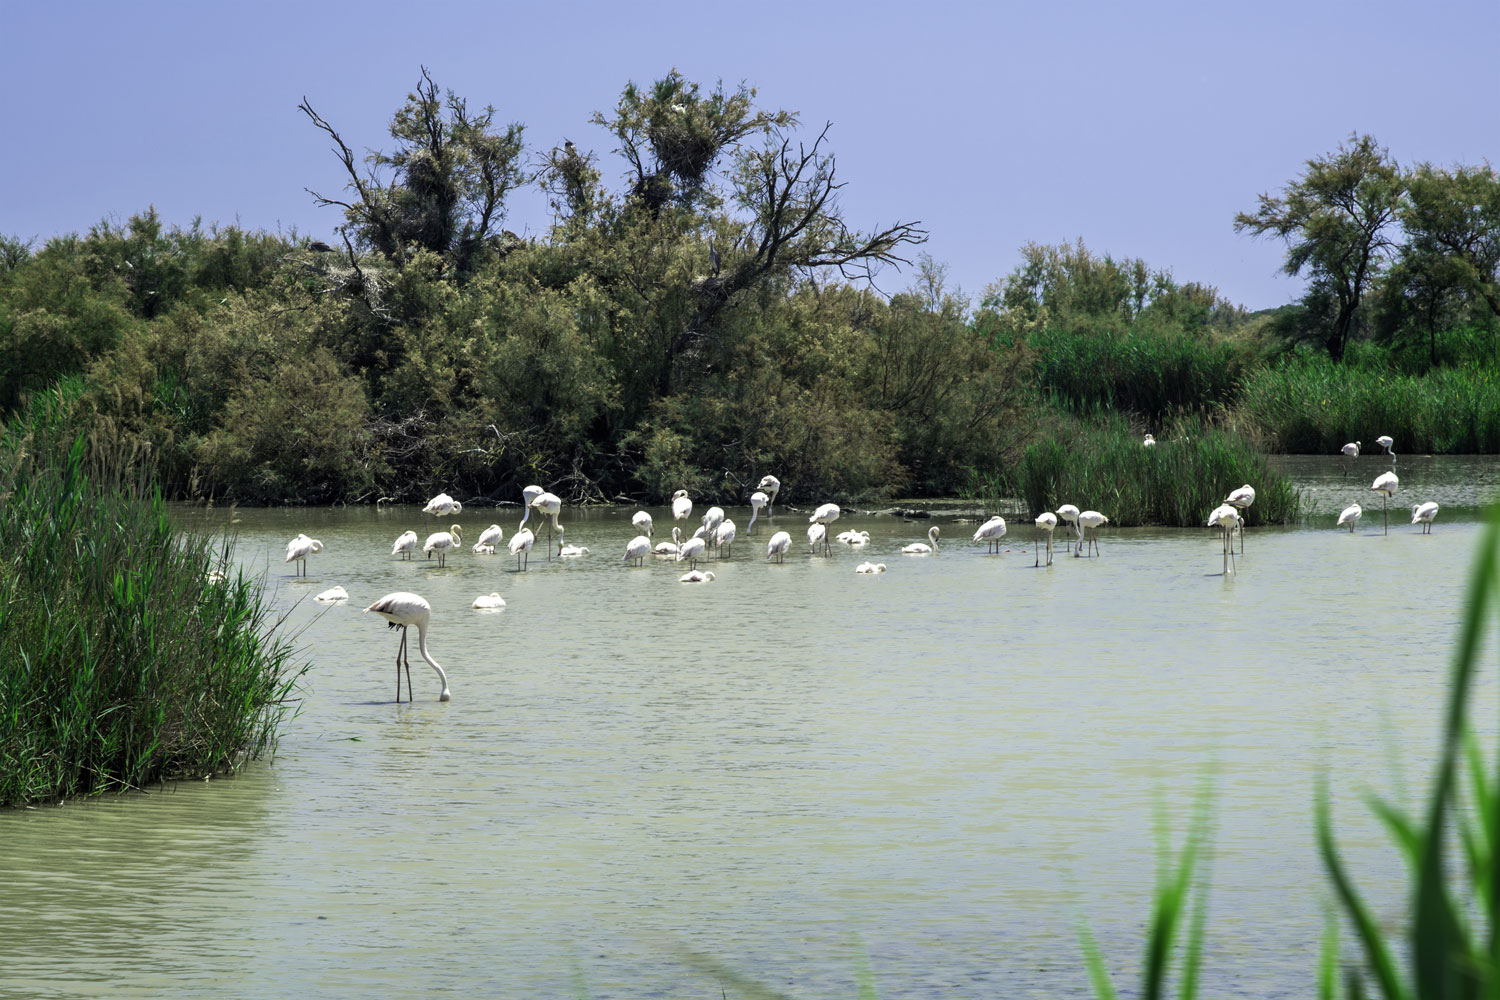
[1411,501,1438,533]
[392,530,418,561]
[1076,511,1108,557]
[677,533,707,569]
[671,490,693,523]
[632,510,654,537]
[530,491,563,560]
[714,518,736,558]
[1034,512,1058,567]
[474,523,504,553]
[809,503,840,556]
[808,522,827,554]
[1208,503,1240,575]
[1376,435,1395,462]
[757,475,781,515]
[767,530,792,563]
[423,493,462,519]
[508,521,535,571]
[1341,441,1361,476]
[1056,504,1081,550]
[423,525,462,567]
[285,534,323,577]
[748,492,768,532]
[972,515,1007,554]
[1337,504,1362,533]
[1225,484,1255,553]
[623,534,652,566]
[1370,470,1399,535]
[363,592,450,703]
[517,485,545,532]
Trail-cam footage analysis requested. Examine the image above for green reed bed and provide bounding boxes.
[1237,357,1500,454]
[0,397,303,806]
[993,415,1299,527]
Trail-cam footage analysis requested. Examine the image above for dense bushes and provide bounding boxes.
[0,393,303,805]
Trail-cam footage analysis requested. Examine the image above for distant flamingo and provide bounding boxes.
[392,530,418,561]
[808,503,840,556]
[530,491,563,560]
[767,530,792,563]
[679,570,716,583]
[757,475,781,515]
[1056,504,1081,550]
[285,534,323,577]
[1034,512,1058,567]
[1411,501,1439,533]
[972,515,1007,554]
[854,561,887,574]
[1225,484,1255,553]
[558,540,589,557]
[1377,435,1395,462]
[1341,441,1361,476]
[423,493,462,519]
[1337,504,1362,532]
[902,526,940,555]
[363,592,450,703]
[1208,503,1240,575]
[423,524,462,567]
[518,485,545,531]
[1370,471,1399,535]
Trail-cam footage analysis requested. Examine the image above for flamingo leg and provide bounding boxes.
[1384,496,1389,535]
[395,626,408,703]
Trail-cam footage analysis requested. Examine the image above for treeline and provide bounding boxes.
[1,75,1496,513]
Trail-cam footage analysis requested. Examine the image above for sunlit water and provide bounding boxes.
[4,455,1499,998]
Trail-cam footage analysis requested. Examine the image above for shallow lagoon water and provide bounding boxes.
[3,455,1498,998]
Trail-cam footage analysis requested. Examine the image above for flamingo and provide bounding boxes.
[679,570,716,583]
[654,526,683,557]
[559,541,589,557]
[530,491,562,560]
[517,485,545,531]
[837,529,870,545]
[1337,503,1362,532]
[1143,434,1156,447]
[315,585,349,602]
[1376,435,1395,461]
[1370,470,1399,535]
[1411,501,1439,533]
[671,490,693,523]
[902,526,940,554]
[767,530,792,563]
[1076,511,1108,557]
[809,503,840,556]
[471,593,506,609]
[701,506,725,546]
[677,533,707,569]
[392,530,418,561]
[474,523,504,553]
[632,510,654,537]
[363,592,450,703]
[423,525,462,567]
[285,534,323,577]
[1340,441,1361,476]
[757,475,781,515]
[423,492,462,518]
[854,561,887,574]
[1034,512,1058,567]
[748,492,768,532]
[1056,504,1081,550]
[972,515,1007,554]
[624,534,652,566]
[472,544,495,555]
[508,521,535,571]
[808,522,827,554]
[714,518,736,558]
[1225,484,1255,553]
[1208,503,1240,575]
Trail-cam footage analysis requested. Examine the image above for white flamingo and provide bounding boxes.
[677,533,707,569]
[392,530,418,561]
[854,561,887,574]
[632,510,654,537]
[1208,503,1240,575]
[1143,434,1156,447]
[714,518,737,558]
[1076,511,1108,557]
[1411,501,1438,533]
[1341,441,1361,476]
[679,569,716,583]
[529,491,563,560]
[518,484,545,531]
[836,529,870,545]
[808,522,827,554]
[757,475,781,515]
[623,534,652,566]
[474,523,504,553]
[1337,503,1362,532]
[671,490,693,523]
[508,521,535,571]
[1034,512,1058,567]
[559,541,589,557]
[1056,504,1081,549]
[972,515,1007,554]
[902,526,940,555]
[423,524,462,567]
[285,534,323,577]
[363,592,450,703]
[1225,484,1255,553]
[423,492,462,518]
[766,530,792,563]
[472,544,495,555]
[808,503,840,556]
[471,592,506,609]
[1370,470,1399,535]
[654,526,683,557]
[1377,435,1395,461]
[315,585,349,602]
[748,491,769,532]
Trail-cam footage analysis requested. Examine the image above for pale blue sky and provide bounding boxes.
[5,1,1495,309]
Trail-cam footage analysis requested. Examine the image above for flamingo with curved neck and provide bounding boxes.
[364,592,450,703]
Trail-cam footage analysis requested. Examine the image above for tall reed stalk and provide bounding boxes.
[0,388,304,805]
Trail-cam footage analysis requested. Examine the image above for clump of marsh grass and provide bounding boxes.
[986,413,1300,527]
[0,388,305,806]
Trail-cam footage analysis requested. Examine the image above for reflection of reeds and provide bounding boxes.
[0,389,305,805]
[978,413,1300,527]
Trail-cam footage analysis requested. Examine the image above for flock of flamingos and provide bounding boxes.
[280,438,1442,704]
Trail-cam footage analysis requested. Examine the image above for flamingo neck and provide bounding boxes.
[414,622,450,701]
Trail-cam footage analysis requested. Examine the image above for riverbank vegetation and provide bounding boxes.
[0,74,1495,517]
[0,394,304,806]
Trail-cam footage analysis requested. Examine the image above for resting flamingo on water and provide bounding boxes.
[423,525,462,567]
[972,515,1007,554]
[285,534,323,577]
[392,530,418,561]
[471,593,506,609]
[1034,512,1058,567]
[767,530,792,563]
[854,561,887,574]
[363,592,450,703]
[679,570,716,583]
[654,526,683,557]
[902,526,940,555]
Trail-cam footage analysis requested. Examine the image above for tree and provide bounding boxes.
[1235,134,1404,361]
[1402,162,1500,322]
[299,68,526,281]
